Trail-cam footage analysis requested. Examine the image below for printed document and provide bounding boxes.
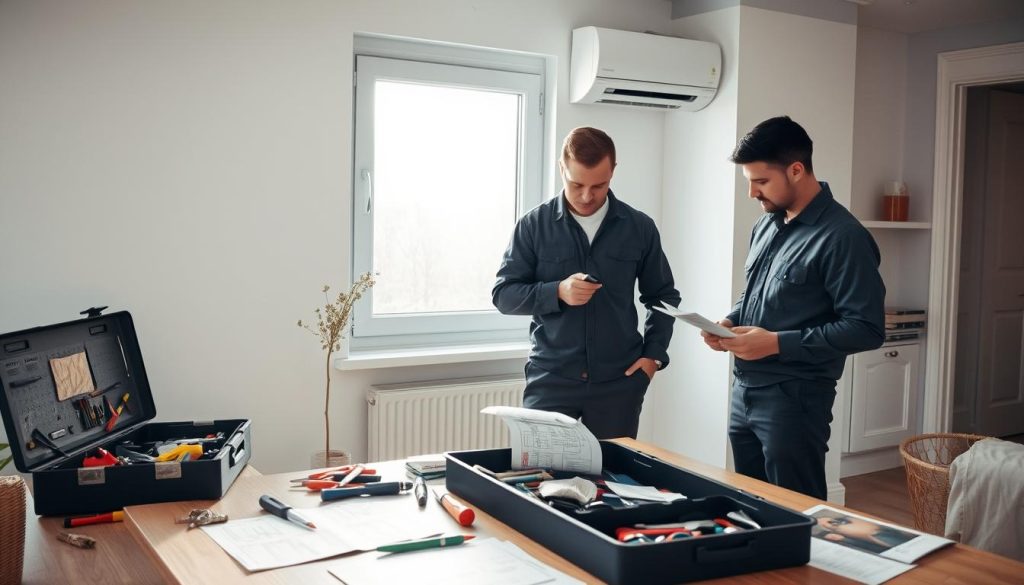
[202,495,438,571]
[804,504,954,584]
[808,539,912,585]
[481,406,601,475]
[328,538,585,585]
[653,302,735,338]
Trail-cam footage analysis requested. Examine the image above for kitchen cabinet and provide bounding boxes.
[847,342,921,453]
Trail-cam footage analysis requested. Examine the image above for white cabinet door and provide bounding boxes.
[848,343,920,452]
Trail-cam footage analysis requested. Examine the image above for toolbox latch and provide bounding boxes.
[80,306,109,318]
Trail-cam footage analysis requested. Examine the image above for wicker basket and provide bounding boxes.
[899,433,987,536]
[0,475,26,585]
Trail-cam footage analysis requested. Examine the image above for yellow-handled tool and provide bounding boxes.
[155,443,203,462]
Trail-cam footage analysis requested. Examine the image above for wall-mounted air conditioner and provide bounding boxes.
[570,26,721,111]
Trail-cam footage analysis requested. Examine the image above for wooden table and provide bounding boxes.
[22,488,163,584]
[22,440,1024,584]
[21,466,259,584]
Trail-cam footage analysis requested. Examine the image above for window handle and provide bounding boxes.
[885,350,899,358]
[361,168,373,214]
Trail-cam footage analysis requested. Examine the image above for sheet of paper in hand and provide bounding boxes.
[653,302,736,338]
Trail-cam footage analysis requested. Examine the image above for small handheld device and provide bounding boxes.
[583,274,600,284]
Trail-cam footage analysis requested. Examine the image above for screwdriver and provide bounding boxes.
[259,494,316,530]
[321,481,412,502]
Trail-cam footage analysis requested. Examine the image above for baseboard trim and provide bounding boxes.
[840,447,903,478]
[827,481,846,505]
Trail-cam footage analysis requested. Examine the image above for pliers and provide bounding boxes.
[290,475,382,491]
[291,464,377,482]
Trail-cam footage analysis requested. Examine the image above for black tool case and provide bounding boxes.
[0,309,251,516]
[445,442,814,585]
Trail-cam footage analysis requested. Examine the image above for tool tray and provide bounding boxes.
[445,442,813,585]
[0,309,250,515]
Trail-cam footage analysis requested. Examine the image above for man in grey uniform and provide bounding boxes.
[493,127,679,439]
[703,116,885,498]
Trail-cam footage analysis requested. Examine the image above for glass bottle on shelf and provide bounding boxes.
[881,181,909,222]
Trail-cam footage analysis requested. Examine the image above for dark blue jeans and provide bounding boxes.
[523,361,650,439]
[728,378,836,499]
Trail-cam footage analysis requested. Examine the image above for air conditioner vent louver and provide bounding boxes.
[604,88,697,102]
[597,99,678,109]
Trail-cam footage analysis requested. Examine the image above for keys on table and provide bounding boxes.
[175,508,229,529]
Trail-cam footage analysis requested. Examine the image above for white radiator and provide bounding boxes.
[366,375,524,461]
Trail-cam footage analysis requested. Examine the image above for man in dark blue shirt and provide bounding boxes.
[702,116,885,499]
[493,127,680,439]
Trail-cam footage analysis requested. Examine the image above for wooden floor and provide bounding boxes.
[844,466,915,526]
[844,433,1024,529]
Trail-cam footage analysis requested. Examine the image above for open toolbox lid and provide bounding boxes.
[0,307,157,472]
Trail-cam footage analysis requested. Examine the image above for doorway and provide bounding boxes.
[924,41,1024,435]
[952,84,1024,437]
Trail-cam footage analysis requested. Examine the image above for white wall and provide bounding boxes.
[736,6,857,209]
[849,26,915,316]
[655,6,741,467]
[851,27,908,221]
[0,0,676,473]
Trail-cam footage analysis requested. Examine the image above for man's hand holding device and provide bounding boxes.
[559,273,602,306]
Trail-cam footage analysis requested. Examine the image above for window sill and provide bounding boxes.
[334,341,531,371]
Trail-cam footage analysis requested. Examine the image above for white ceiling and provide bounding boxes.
[854,0,1024,34]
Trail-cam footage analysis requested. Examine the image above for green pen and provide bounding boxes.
[376,534,475,554]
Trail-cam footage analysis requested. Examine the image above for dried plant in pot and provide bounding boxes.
[298,272,375,469]
[0,441,27,585]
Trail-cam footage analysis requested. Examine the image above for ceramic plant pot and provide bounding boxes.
[310,449,351,470]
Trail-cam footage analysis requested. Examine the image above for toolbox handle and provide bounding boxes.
[226,431,246,468]
[79,306,108,317]
[695,539,757,564]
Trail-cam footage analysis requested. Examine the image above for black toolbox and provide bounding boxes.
[446,442,814,585]
[0,309,251,516]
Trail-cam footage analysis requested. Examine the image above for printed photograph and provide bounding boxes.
[810,508,917,555]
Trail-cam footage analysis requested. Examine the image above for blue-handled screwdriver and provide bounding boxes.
[321,481,413,502]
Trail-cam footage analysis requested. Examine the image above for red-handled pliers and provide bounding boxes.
[290,475,381,491]
[290,464,376,482]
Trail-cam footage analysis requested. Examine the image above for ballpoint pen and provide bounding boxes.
[320,481,413,502]
[259,494,317,529]
[431,487,475,527]
[334,464,365,487]
[413,476,427,508]
[377,534,475,554]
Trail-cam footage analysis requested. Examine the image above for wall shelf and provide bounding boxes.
[861,220,930,230]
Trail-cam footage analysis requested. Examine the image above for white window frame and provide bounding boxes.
[351,36,546,350]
